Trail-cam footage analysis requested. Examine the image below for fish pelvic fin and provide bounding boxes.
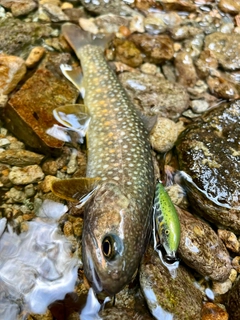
[62,23,114,58]
[51,177,101,203]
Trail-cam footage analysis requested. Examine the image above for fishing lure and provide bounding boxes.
[153,179,181,277]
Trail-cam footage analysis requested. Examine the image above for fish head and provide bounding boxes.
[82,180,148,295]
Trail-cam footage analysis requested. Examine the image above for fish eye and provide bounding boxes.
[102,235,122,260]
[165,229,170,235]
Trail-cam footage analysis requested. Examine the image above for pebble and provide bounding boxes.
[218,229,240,253]
[67,149,78,174]
[212,279,232,295]
[0,150,44,166]
[0,54,26,95]
[42,159,58,175]
[0,0,37,17]
[24,184,36,198]
[0,94,8,108]
[39,175,58,193]
[5,187,26,203]
[61,2,73,9]
[207,76,239,100]
[229,269,237,283]
[63,221,74,237]
[201,302,229,320]
[79,18,99,34]
[191,99,209,113]
[9,165,45,185]
[177,207,231,282]
[144,14,167,35]
[25,47,46,68]
[175,51,198,88]
[195,49,218,79]
[0,138,10,147]
[8,140,25,150]
[94,14,130,34]
[218,0,240,15]
[140,62,159,75]
[231,256,240,273]
[150,117,178,153]
[114,39,143,68]
[42,3,70,22]
[129,15,144,33]
[159,0,196,12]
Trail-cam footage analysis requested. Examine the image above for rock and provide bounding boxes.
[195,50,218,79]
[140,246,203,320]
[218,229,240,253]
[9,165,45,185]
[63,7,87,23]
[25,47,46,68]
[79,0,135,15]
[39,175,58,193]
[158,0,196,12]
[225,275,240,319]
[79,18,99,34]
[140,62,159,75]
[201,302,229,320]
[176,101,240,233]
[63,221,74,237]
[0,0,37,17]
[129,15,144,33]
[144,14,167,35]
[42,159,58,176]
[0,150,44,166]
[113,39,143,68]
[99,307,153,319]
[0,94,8,108]
[204,32,240,71]
[118,72,189,120]
[0,54,26,95]
[231,256,240,273]
[1,53,79,154]
[150,117,179,153]
[5,187,26,203]
[175,51,198,87]
[42,3,70,22]
[67,149,78,174]
[94,14,130,34]
[170,25,202,41]
[218,0,240,15]
[0,18,53,58]
[191,100,209,113]
[207,76,239,100]
[177,207,231,281]
[212,279,232,295]
[0,138,10,147]
[130,33,174,64]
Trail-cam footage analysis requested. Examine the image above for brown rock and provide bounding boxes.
[175,51,198,87]
[0,0,37,16]
[0,150,44,166]
[207,76,239,100]
[177,207,231,281]
[232,256,240,273]
[201,302,228,320]
[195,50,218,79]
[0,54,26,95]
[1,53,79,154]
[159,0,196,11]
[130,33,174,64]
[218,229,240,253]
[9,165,45,185]
[218,0,240,15]
[114,39,143,68]
[25,47,46,68]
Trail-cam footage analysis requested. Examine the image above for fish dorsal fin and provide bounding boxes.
[51,177,101,202]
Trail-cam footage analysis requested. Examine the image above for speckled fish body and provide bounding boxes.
[62,24,155,295]
[153,180,181,260]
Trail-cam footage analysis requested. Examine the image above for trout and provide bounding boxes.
[51,24,154,295]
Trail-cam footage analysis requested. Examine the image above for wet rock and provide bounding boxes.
[42,3,70,22]
[195,50,218,79]
[204,32,240,71]
[0,0,37,17]
[177,207,231,281]
[0,18,53,58]
[140,62,159,75]
[25,47,46,68]
[5,187,26,203]
[144,14,167,35]
[158,0,196,11]
[9,165,44,185]
[0,54,26,95]
[39,175,58,193]
[1,53,79,154]
[225,275,240,319]
[218,0,240,15]
[201,302,229,320]
[207,76,239,100]
[79,0,135,15]
[231,256,240,273]
[63,7,88,23]
[191,100,209,113]
[42,159,58,176]
[170,25,202,41]
[140,245,203,320]
[113,39,143,68]
[67,149,78,174]
[99,307,153,319]
[212,279,232,295]
[119,72,189,120]
[175,51,198,87]
[129,15,145,33]
[94,14,130,34]
[0,150,44,166]
[0,94,8,108]
[150,117,179,153]
[79,18,99,34]
[130,33,174,64]
[63,221,74,237]
[176,101,240,233]
[218,229,239,253]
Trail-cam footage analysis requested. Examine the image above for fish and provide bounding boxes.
[153,179,181,261]
[51,24,155,295]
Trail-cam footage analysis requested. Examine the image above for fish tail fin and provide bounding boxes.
[62,23,113,57]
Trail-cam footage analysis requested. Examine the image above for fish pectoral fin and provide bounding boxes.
[53,104,90,143]
[51,177,101,203]
[60,64,85,95]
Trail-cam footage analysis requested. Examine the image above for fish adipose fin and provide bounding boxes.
[62,23,114,57]
[51,177,101,203]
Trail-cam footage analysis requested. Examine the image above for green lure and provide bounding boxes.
[153,180,181,261]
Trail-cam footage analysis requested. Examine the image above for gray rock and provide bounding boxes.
[118,72,189,120]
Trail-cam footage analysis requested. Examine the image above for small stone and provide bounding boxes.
[42,3,70,22]
[229,269,237,283]
[0,54,26,95]
[24,184,36,198]
[212,279,232,295]
[0,138,10,147]
[191,100,209,113]
[159,0,196,12]
[10,0,37,17]
[207,76,239,100]
[218,229,240,253]
[79,18,99,34]
[63,221,74,237]
[0,94,8,108]
[232,256,240,273]
[67,149,78,174]
[95,14,130,34]
[8,140,25,150]
[129,15,144,33]
[5,187,26,203]
[144,14,167,35]
[150,117,178,153]
[201,302,229,320]
[39,175,58,193]
[140,62,158,75]
[9,165,45,185]
[25,47,46,68]
[42,159,58,175]
[114,39,143,68]
[72,219,83,237]
[218,0,240,15]
[175,51,198,88]
[61,2,73,9]
[0,150,44,166]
